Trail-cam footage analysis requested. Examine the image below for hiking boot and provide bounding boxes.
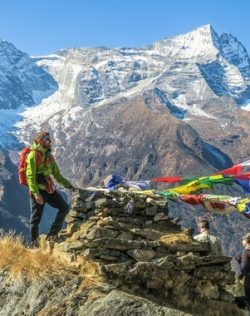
[30,239,39,248]
[46,234,64,244]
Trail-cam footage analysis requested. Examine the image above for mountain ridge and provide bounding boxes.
[0,25,250,256]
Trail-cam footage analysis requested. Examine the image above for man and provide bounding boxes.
[193,218,224,255]
[235,233,250,306]
[26,131,75,246]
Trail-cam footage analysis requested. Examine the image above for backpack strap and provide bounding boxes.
[32,149,43,168]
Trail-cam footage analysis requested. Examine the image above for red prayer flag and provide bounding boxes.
[151,176,183,183]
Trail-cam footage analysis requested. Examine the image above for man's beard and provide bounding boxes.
[43,143,51,150]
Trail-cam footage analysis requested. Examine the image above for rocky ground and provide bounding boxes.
[0,188,247,316]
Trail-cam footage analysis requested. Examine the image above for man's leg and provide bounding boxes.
[30,191,47,245]
[46,191,69,237]
[244,274,250,307]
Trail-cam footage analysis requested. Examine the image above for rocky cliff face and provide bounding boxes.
[12,25,250,188]
[0,188,245,315]
[0,39,57,111]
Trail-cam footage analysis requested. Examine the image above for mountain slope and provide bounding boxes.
[0,39,57,110]
[0,25,250,254]
[0,150,29,235]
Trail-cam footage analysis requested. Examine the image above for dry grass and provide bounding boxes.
[160,232,193,245]
[87,290,103,301]
[75,257,104,294]
[79,276,96,291]
[0,232,69,280]
[37,303,67,316]
[77,256,103,288]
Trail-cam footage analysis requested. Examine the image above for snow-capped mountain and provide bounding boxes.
[1,24,250,248]
[0,39,57,110]
[7,25,248,168]
[13,25,250,147]
[0,39,58,148]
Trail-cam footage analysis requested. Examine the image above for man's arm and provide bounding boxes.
[51,158,72,189]
[241,248,250,269]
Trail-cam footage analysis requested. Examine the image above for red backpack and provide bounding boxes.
[18,148,43,185]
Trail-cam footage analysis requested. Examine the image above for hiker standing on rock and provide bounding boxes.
[23,131,76,247]
[193,218,224,255]
[235,233,250,305]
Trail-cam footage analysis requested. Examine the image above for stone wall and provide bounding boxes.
[54,188,243,316]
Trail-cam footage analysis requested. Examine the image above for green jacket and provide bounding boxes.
[26,142,72,195]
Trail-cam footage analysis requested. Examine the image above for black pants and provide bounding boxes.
[244,272,250,305]
[30,190,69,243]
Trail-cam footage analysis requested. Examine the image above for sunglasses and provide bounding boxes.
[43,136,51,142]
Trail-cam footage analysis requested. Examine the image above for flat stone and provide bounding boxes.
[95,198,119,208]
[78,189,103,200]
[156,257,175,269]
[219,290,235,303]
[145,206,158,216]
[133,201,146,209]
[63,222,82,235]
[146,278,164,289]
[114,217,145,226]
[99,217,126,230]
[86,211,96,218]
[159,239,210,253]
[203,284,220,299]
[196,266,235,284]
[86,227,119,240]
[127,249,156,262]
[102,262,132,275]
[83,247,122,258]
[149,221,181,232]
[73,200,88,212]
[175,255,196,270]
[194,255,231,266]
[102,208,126,216]
[154,213,168,222]
[130,228,162,240]
[127,262,167,284]
[118,231,134,240]
[84,238,161,251]
[99,255,120,261]
[68,210,87,219]
[85,201,95,210]
[66,216,84,224]
[154,200,169,208]
[146,197,158,205]
[60,241,83,252]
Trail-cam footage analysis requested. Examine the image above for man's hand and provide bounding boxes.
[69,185,78,192]
[235,254,242,264]
[34,194,44,205]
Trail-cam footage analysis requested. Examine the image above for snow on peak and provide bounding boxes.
[220,32,250,76]
[152,24,220,61]
[0,24,249,149]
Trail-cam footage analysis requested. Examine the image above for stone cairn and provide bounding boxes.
[57,188,241,315]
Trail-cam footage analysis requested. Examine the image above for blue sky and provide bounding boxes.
[0,0,249,55]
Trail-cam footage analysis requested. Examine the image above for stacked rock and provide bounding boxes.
[59,188,239,315]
